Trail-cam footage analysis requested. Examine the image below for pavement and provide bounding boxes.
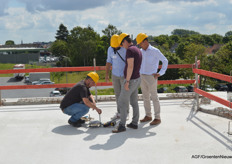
[0,96,232,164]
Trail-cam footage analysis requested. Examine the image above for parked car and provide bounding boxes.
[157,87,168,93]
[174,86,188,93]
[55,87,71,94]
[32,78,51,85]
[24,76,30,83]
[37,81,54,85]
[50,90,61,97]
[186,85,194,92]
[226,83,232,91]
[204,85,214,92]
[214,84,228,91]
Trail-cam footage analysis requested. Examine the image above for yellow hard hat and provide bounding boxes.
[87,72,99,84]
[110,34,120,48]
[136,33,148,44]
[118,33,129,45]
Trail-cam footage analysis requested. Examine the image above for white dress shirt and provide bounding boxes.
[140,44,168,76]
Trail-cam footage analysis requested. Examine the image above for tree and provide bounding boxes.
[50,40,68,57]
[175,41,190,60]
[5,40,15,45]
[102,24,122,46]
[222,36,232,44]
[158,50,181,80]
[55,23,69,42]
[225,31,232,37]
[170,35,180,43]
[200,35,215,46]
[56,56,71,67]
[171,29,200,36]
[153,35,174,50]
[210,34,223,44]
[213,41,232,75]
[68,25,101,66]
[178,43,206,79]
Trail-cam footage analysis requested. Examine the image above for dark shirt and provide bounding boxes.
[60,80,91,109]
[124,45,142,79]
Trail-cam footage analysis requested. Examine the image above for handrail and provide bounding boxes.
[0,64,195,74]
[193,68,232,108]
[195,88,232,108]
[193,69,231,83]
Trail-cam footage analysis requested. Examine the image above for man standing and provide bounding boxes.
[105,34,128,120]
[112,33,142,133]
[60,72,102,127]
[136,33,168,125]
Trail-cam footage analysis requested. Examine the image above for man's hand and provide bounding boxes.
[96,108,102,114]
[153,73,160,78]
[124,82,129,91]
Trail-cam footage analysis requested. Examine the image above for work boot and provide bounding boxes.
[126,123,138,129]
[68,120,82,127]
[150,119,161,126]
[77,119,85,124]
[140,116,152,122]
[112,124,126,133]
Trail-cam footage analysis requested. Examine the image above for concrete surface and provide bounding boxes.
[0,99,232,164]
[1,93,196,106]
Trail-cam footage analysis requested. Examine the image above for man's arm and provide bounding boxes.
[105,62,111,82]
[124,58,134,90]
[82,98,102,114]
[157,50,168,76]
[90,94,96,106]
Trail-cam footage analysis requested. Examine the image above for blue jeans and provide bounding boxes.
[62,103,90,122]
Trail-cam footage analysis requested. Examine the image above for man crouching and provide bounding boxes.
[60,72,102,127]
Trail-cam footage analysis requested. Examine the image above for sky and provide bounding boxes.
[0,0,232,44]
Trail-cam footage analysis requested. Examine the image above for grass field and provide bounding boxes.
[0,64,108,83]
[0,63,50,77]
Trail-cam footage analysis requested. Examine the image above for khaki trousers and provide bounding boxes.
[140,74,160,119]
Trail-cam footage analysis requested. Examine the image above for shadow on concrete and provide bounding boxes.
[89,124,156,150]
[52,125,85,135]
[187,100,232,151]
[52,123,157,150]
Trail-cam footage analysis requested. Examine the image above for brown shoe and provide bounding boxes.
[140,116,152,122]
[150,119,161,125]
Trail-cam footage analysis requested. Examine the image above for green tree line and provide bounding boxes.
[50,24,232,84]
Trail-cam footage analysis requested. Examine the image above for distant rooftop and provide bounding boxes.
[0,43,50,52]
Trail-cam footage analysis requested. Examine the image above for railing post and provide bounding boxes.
[0,90,2,106]
[195,56,199,110]
[93,58,98,102]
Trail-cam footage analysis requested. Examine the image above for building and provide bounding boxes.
[0,44,48,64]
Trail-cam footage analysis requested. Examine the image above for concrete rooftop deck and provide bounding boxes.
[0,99,232,164]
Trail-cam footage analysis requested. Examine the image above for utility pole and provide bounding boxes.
[195,56,199,110]
[0,90,2,106]
[94,58,98,102]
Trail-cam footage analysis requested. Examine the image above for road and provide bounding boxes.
[0,77,113,98]
[0,77,56,98]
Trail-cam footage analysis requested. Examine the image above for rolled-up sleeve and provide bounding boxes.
[157,50,168,76]
[106,47,113,64]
